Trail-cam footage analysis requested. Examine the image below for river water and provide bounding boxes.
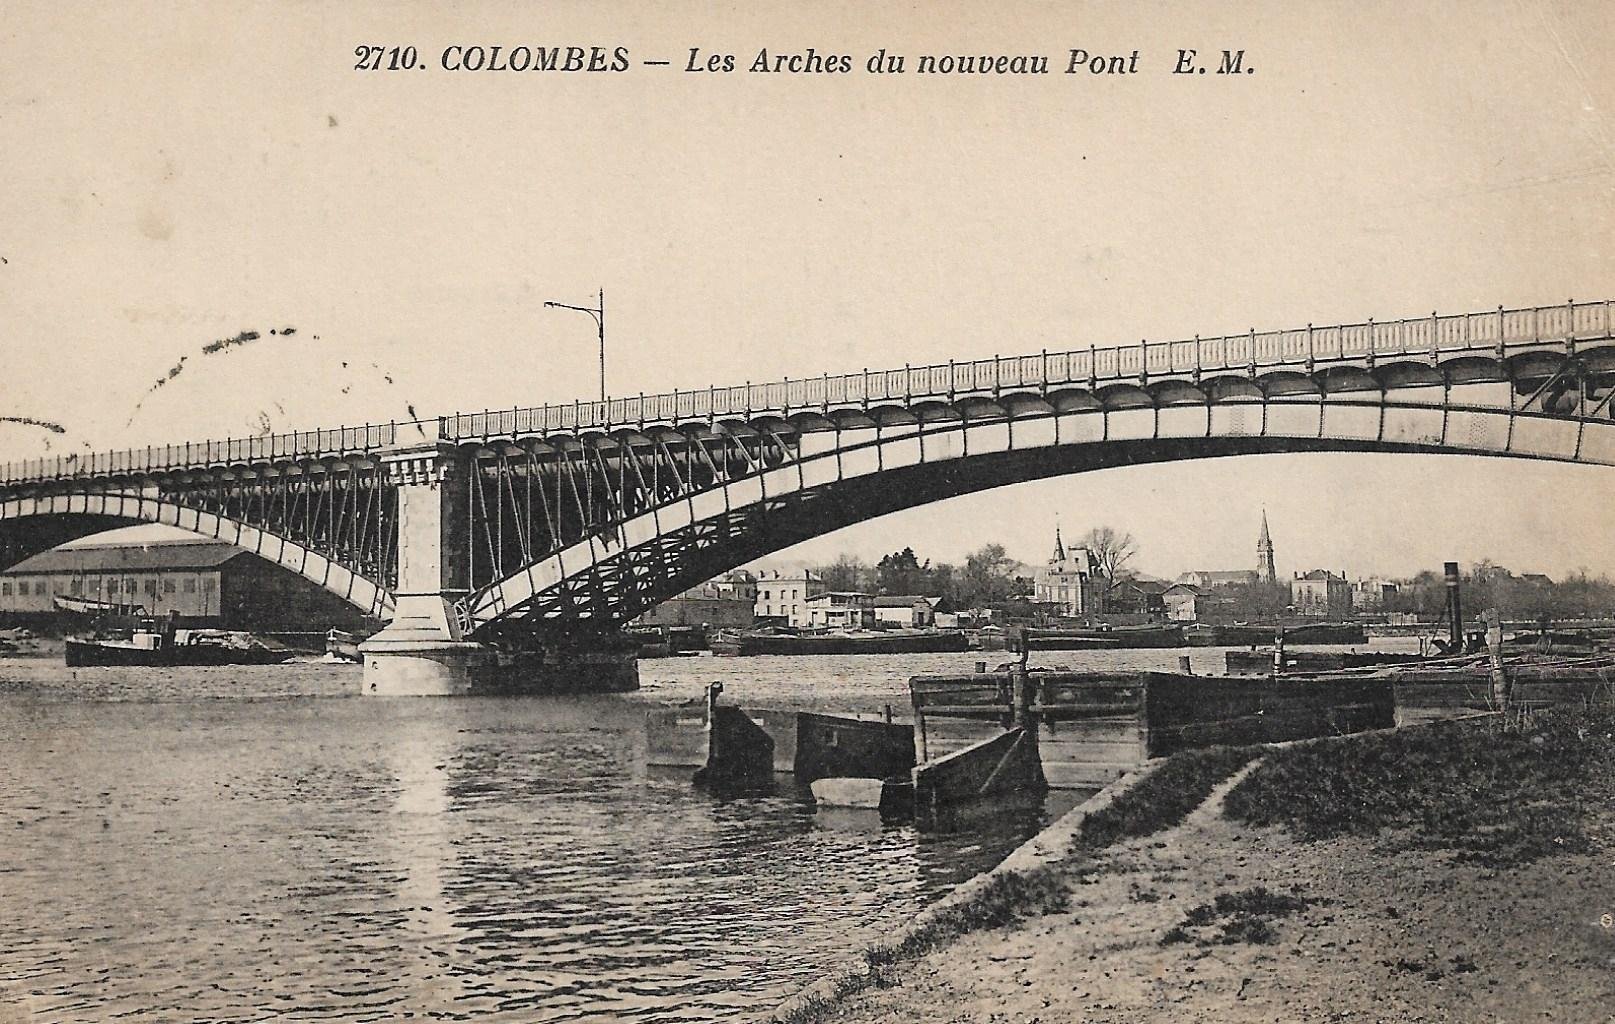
[0,642,1414,1023]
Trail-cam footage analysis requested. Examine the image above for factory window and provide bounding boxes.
[144,579,157,595]
[0,582,9,596]
[202,578,215,592]
[35,581,46,595]
[70,579,82,594]
[184,578,196,593]
[163,579,176,593]
[124,578,135,594]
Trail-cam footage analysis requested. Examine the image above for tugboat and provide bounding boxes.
[65,613,296,667]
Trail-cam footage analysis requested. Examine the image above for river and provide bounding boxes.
[0,642,1415,1022]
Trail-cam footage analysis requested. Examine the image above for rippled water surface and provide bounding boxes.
[0,641,1417,1021]
[0,655,1108,1023]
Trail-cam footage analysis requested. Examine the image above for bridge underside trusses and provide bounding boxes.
[0,460,397,618]
[458,346,1615,639]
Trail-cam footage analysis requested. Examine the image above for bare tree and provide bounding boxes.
[817,553,869,592]
[1082,526,1138,586]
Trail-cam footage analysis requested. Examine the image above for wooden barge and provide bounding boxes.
[1225,648,1425,676]
[1390,653,1615,724]
[1020,624,1184,650]
[910,668,1395,788]
[710,628,971,656]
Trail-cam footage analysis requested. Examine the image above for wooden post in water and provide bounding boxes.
[705,681,724,764]
[1484,609,1511,711]
[912,682,929,763]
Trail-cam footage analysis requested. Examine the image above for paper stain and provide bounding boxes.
[126,328,286,426]
[0,416,67,434]
[138,207,174,241]
[120,328,417,438]
[200,329,263,356]
[0,416,68,453]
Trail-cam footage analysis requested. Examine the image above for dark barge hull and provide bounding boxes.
[712,631,971,656]
[1022,625,1185,650]
[64,639,297,667]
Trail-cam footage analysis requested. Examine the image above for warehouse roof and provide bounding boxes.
[2,541,244,575]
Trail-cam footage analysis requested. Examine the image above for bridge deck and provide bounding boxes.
[2,299,1611,486]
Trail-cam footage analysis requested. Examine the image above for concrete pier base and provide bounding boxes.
[360,641,642,696]
[360,640,498,696]
[359,596,640,696]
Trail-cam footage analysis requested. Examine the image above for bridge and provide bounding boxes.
[4,299,1615,693]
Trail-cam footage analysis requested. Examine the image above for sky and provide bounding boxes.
[3,1,1613,582]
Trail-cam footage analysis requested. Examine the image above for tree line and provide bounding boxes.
[814,527,1139,612]
[1383,563,1615,621]
[817,544,1026,610]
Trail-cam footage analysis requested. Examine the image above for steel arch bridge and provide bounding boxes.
[4,299,1615,646]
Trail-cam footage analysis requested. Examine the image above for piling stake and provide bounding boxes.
[1484,609,1511,712]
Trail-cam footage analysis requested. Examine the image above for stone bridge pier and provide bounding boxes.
[358,442,492,695]
[356,442,640,697]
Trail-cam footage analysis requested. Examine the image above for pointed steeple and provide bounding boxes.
[1051,524,1067,564]
[1256,510,1276,583]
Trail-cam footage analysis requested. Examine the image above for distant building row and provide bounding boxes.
[636,569,947,629]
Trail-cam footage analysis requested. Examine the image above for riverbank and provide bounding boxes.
[803,708,1615,1023]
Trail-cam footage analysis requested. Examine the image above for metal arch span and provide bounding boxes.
[0,490,396,619]
[460,347,1615,635]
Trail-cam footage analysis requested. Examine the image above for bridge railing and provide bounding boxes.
[2,299,1610,485]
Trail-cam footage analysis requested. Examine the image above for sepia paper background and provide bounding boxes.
[4,0,1613,580]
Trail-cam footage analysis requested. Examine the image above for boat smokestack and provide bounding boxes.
[1444,561,1463,649]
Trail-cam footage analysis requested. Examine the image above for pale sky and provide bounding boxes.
[4,1,1614,582]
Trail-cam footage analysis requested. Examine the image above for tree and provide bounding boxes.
[818,554,869,592]
[875,547,928,594]
[1082,526,1138,590]
[959,543,1022,608]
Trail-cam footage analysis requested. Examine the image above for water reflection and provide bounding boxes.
[0,665,1077,1023]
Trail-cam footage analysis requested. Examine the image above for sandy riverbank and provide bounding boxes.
[820,717,1614,1024]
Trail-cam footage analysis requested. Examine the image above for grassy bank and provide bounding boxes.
[1224,706,1615,868]
[773,744,1259,1024]
[809,705,1614,1023]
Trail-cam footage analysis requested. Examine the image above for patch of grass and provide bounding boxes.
[1075,744,1260,851]
[1160,886,1318,947]
[866,864,1071,967]
[1224,706,1614,868]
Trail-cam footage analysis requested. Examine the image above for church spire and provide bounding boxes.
[1051,524,1066,563]
[1257,510,1276,583]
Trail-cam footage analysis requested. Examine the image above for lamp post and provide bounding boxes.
[543,288,606,401]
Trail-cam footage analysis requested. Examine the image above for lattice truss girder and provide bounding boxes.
[159,462,399,589]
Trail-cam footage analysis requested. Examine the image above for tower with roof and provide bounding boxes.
[1257,510,1276,583]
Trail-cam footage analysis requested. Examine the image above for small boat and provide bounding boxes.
[325,628,363,663]
[53,594,147,617]
[65,617,296,667]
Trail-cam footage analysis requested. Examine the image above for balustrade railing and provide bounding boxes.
[2,299,1610,486]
